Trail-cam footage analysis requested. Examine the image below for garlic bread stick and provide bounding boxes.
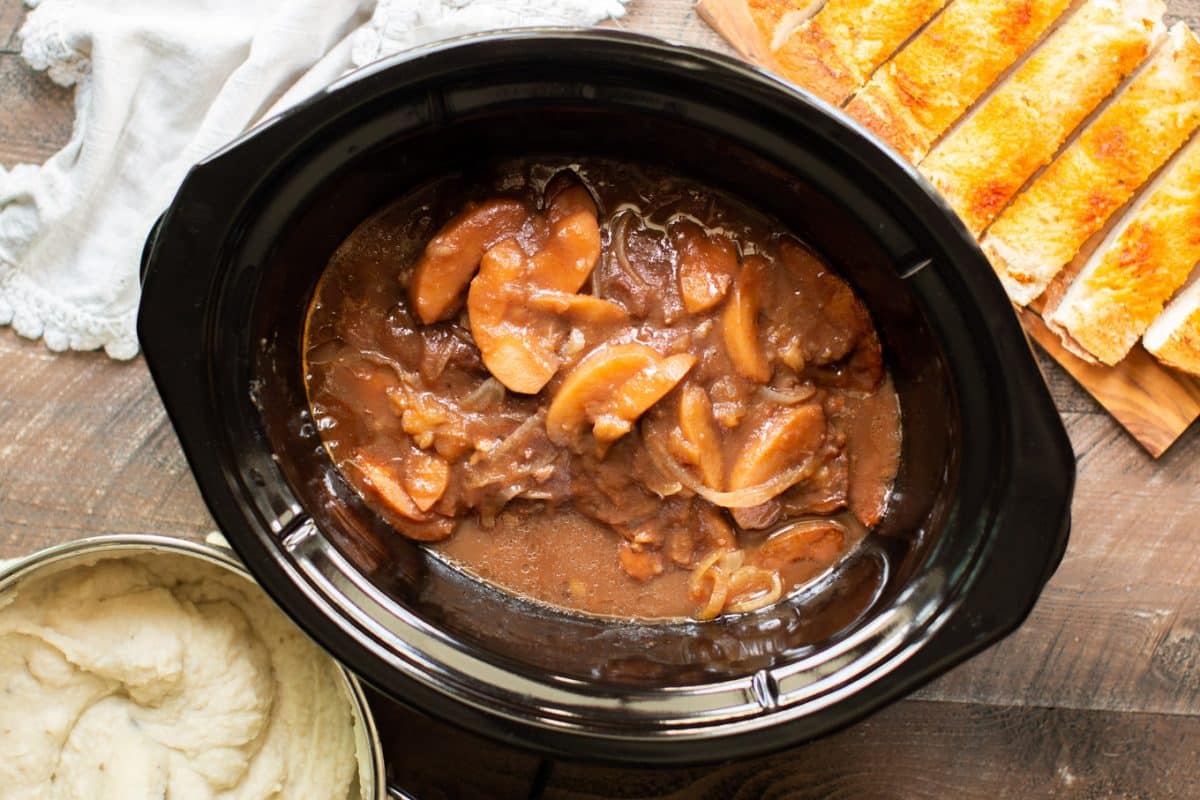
[1144,276,1200,376]
[920,0,1162,236]
[846,0,1073,163]
[1047,133,1200,365]
[983,23,1200,305]
[748,0,823,51]
[771,0,950,105]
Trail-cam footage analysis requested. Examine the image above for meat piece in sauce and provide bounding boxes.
[763,239,884,392]
[617,498,737,581]
[569,436,665,526]
[460,412,572,523]
[671,220,738,314]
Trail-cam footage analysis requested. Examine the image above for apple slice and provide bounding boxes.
[722,254,772,382]
[728,403,825,491]
[529,209,602,293]
[670,383,724,490]
[467,241,564,394]
[673,220,738,314]
[404,449,450,513]
[528,290,628,324]
[409,199,528,324]
[548,342,695,452]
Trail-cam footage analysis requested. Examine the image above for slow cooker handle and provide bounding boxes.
[886,367,1074,691]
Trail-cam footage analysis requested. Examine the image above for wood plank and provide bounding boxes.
[1021,307,1200,457]
[917,409,1200,715]
[365,687,543,800]
[693,0,770,63]
[698,0,1200,457]
[0,0,22,53]
[540,699,1200,799]
[0,52,73,166]
[606,0,735,56]
[0,331,214,560]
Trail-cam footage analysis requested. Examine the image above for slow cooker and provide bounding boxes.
[137,29,1074,764]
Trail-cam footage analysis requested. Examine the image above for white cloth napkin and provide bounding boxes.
[0,0,629,359]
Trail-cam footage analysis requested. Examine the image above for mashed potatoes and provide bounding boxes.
[0,553,363,800]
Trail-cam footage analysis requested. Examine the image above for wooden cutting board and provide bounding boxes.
[696,0,1200,457]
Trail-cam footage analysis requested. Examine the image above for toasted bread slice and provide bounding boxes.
[983,24,1200,306]
[845,0,1074,163]
[771,0,950,106]
[1144,275,1200,376]
[919,0,1162,237]
[748,0,824,51]
[1047,133,1200,365]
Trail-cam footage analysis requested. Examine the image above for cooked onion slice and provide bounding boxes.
[688,548,785,618]
[688,549,743,620]
[611,210,652,288]
[461,377,506,411]
[645,431,819,509]
[725,566,783,614]
[757,383,817,405]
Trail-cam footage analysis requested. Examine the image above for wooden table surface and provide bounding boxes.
[3,1,1200,796]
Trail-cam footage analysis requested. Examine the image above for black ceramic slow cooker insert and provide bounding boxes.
[138,29,1074,764]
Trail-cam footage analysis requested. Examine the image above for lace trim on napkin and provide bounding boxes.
[0,264,138,359]
[351,0,630,65]
[0,1,134,356]
[20,0,90,87]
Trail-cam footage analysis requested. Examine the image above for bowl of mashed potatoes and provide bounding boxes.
[0,534,386,800]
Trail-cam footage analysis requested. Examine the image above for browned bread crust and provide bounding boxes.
[984,23,1200,305]
[845,0,1073,163]
[1145,279,1200,376]
[1048,134,1200,365]
[919,0,1162,236]
[771,0,950,105]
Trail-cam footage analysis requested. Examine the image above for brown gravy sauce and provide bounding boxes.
[303,158,901,621]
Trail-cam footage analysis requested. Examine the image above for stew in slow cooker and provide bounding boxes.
[302,159,901,620]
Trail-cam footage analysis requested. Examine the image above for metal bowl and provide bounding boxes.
[0,534,392,800]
